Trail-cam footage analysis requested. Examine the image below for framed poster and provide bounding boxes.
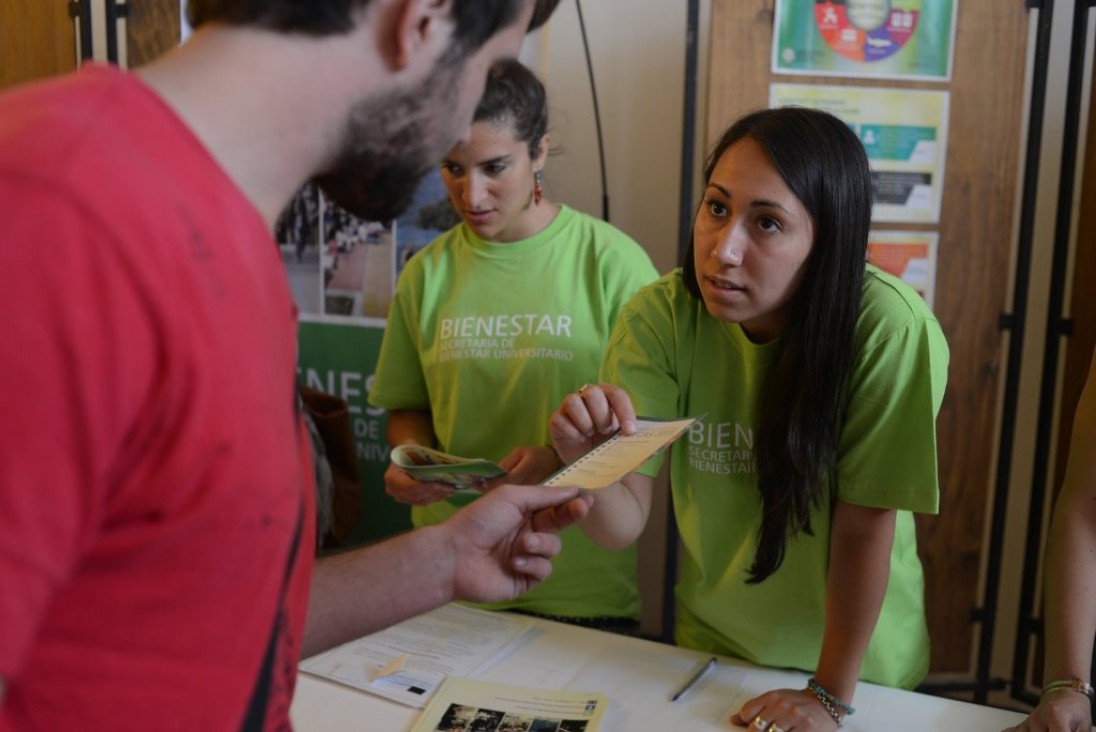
[772,0,957,81]
[770,83,950,223]
[868,229,938,308]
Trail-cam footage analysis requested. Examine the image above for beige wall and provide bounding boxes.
[522,2,710,274]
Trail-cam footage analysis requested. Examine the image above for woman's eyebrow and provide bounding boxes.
[706,183,793,214]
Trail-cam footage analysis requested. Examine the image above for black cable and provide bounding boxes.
[574,0,609,222]
[677,0,699,261]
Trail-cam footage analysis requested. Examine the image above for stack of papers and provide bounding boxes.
[299,604,532,708]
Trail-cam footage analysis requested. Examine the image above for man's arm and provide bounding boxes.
[301,483,589,659]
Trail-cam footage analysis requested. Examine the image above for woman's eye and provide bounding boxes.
[757,215,781,232]
[706,199,727,217]
[485,163,506,175]
[442,163,463,176]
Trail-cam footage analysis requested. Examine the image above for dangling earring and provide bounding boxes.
[533,171,544,206]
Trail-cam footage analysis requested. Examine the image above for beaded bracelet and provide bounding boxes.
[806,678,856,726]
[1042,678,1096,701]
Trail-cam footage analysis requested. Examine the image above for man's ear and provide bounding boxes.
[390,0,456,70]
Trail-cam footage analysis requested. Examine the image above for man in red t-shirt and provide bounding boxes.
[0,1,583,730]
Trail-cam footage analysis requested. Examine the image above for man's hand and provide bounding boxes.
[441,483,592,602]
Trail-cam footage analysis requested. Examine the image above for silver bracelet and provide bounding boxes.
[806,684,844,726]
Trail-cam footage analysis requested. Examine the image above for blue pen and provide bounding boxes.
[670,656,717,702]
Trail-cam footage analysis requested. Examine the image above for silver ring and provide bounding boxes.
[766,724,786,732]
[751,717,769,731]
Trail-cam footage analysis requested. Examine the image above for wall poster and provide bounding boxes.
[772,0,958,81]
[867,229,939,308]
[770,83,950,223]
[277,172,457,543]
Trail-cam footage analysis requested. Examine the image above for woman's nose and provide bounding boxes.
[712,226,745,265]
[461,175,485,208]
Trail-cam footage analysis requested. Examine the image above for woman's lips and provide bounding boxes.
[703,275,746,302]
[464,210,494,227]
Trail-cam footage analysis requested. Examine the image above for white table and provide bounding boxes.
[291,608,1028,731]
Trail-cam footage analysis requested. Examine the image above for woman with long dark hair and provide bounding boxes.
[550,106,948,731]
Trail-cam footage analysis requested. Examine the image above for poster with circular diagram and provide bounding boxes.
[772,0,957,81]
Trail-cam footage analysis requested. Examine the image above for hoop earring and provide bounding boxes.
[533,171,544,206]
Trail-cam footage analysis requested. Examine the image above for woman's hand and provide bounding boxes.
[548,382,638,464]
[732,688,840,732]
[1002,690,1093,731]
[383,461,454,506]
[483,445,563,488]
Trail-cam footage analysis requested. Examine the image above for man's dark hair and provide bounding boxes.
[473,59,548,160]
[186,0,561,49]
[682,106,873,583]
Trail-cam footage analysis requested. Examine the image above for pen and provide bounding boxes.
[670,656,717,702]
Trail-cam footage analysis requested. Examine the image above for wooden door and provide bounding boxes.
[707,0,1030,674]
[1,0,76,89]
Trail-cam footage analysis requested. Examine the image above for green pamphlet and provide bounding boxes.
[390,444,507,490]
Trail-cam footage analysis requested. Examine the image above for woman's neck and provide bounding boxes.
[491,200,561,243]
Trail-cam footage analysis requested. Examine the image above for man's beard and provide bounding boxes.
[314,58,462,222]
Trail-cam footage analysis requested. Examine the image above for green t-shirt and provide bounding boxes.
[369,205,658,619]
[603,266,948,687]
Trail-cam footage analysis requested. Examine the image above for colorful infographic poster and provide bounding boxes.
[772,0,957,81]
[868,230,939,308]
[770,83,950,223]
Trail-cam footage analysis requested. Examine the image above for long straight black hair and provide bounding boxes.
[682,106,873,583]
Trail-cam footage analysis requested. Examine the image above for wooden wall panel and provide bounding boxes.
[0,0,76,89]
[708,0,1029,673]
[126,0,180,69]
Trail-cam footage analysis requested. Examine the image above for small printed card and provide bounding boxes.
[391,444,507,490]
[411,676,606,732]
[543,416,698,491]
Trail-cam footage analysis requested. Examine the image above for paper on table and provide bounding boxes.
[299,604,532,708]
[543,416,697,491]
[411,676,606,732]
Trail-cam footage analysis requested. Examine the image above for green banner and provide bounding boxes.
[297,320,411,544]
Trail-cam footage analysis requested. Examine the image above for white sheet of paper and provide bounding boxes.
[299,604,532,708]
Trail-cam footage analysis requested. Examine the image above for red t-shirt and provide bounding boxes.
[0,64,315,730]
